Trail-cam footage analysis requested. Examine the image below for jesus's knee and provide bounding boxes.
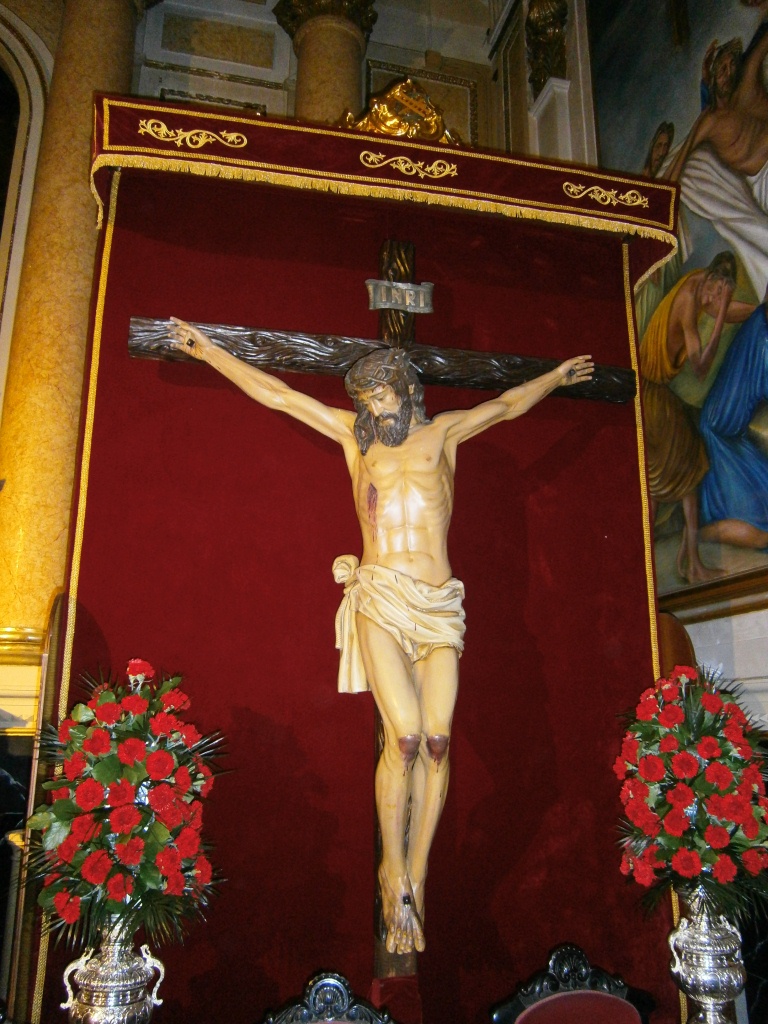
[426,733,449,767]
[397,733,421,769]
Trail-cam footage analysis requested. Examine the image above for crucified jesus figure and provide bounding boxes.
[169,316,593,955]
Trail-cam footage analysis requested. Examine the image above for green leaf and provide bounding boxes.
[123,763,148,786]
[149,821,171,845]
[138,862,163,890]
[26,811,53,831]
[41,818,71,851]
[50,799,78,820]
[91,754,122,784]
[71,704,95,724]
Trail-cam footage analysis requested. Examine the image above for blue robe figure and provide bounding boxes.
[699,305,768,536]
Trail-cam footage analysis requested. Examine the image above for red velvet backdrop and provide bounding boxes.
[39,155,678,1023]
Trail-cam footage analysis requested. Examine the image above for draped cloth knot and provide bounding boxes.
[332,555,466,694]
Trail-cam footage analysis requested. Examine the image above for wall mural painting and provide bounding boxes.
[592,0,768,609]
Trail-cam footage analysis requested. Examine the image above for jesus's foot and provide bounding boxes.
[379,866,425,955]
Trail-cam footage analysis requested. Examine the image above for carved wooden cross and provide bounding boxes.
[127,240,635,403]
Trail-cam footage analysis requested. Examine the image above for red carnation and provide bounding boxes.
[660,682,680,702]
[672,665,697,682]
[117,738,147,766]
[621,778,649,804]
[53,891,81,924]
[671,751,699,779]
[164,871,186,896]
[52,787,71,802]
[638,754,665,782]
[127,659,155,680]
[108,779,136,807]
[57,835,79,864]
[156,848,182,875]
[724,703,747,725]
[625,799,660,837]
[82,728,112,756]
[174,766,192,793]
[94,702,122,725]
[106,873,133,901]
[659,704,685,728]
[81,850,112,885]
[161,689,190,711]
[122,694,149,716]
[697,736,722,760]
[176,826,200,859]
[742,814,760,840]
[633,858,656,886]
[660,734,679,753]
[636,697,659,721]
[115,836,145,866]
[704,824,731,849]
[58,719,76,742]
[75,778,105,811]
[705,762,734,790]
[181,724,202,748]
[671,848,702,878]
[613,756,628,780]
[701,691,724,714]
[194,855,212,886]
[110,805,141,834]
[156,801,184,830]
[621,734,640,763]
[667,783,694,808]
[741,849,765,876]
[148,783,175,812]
[712,854,738,883]
[185,800,203,831]
[663,809,690,836]
[71,814,101,843]
[724,721,746,746]
[64,751,87,781]
[146,750,175,781]
[149,712,181,738]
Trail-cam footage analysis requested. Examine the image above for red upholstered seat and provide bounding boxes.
[517,989,642,1023]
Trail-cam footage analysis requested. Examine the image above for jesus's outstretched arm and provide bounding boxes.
[169,318,354,443]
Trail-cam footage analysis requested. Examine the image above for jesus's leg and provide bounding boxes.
[356,615,425,955]
[407,646,458,924]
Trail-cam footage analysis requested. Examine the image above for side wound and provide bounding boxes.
[367,483,378,540]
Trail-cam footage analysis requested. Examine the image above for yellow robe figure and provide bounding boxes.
[639,273,709,506]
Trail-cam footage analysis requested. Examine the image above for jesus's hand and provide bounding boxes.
[168,318,213,361]
[558,355,594,386]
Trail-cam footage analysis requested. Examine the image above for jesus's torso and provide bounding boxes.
[344,420,456,587]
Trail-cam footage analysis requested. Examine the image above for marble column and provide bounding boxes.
[274,0,377,123]
[0,0,138,666]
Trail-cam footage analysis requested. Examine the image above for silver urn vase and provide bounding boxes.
[668,887,746,1024]
[61,918,164,1024]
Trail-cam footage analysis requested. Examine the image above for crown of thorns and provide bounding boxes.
[344,348,419,398]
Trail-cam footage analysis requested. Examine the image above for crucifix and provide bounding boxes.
[128,241,630,974]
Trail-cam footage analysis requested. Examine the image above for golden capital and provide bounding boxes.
[133,0,165,14]
[525,0,568,100]
[274,0,378,42]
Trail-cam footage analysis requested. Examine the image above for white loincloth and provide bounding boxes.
[332,555,466,694]
[746,160,768,215]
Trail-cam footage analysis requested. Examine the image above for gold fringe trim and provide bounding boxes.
[623,243,659,681]
[90,152,678,251]
[60,173,120,717]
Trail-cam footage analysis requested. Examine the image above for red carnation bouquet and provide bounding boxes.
[26,659,223,946]
[616,665,768,919]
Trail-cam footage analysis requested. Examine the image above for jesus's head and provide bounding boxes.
[345,348,426,455]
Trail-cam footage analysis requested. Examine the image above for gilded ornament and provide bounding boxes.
[274,0,377,40]
[563,182,649,208]
[525,0,568,100]
[360,152,458,180]
[138,119,248,150]
[345,78,461,145]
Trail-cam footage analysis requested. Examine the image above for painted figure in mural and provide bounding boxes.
[666,13,768,295]
[699,300,768,550]
[639,252,755,583]
[667,20,768,199]
[642,121,675,178]
[168,317,593,955]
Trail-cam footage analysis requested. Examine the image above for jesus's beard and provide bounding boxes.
[374,395,412,447]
